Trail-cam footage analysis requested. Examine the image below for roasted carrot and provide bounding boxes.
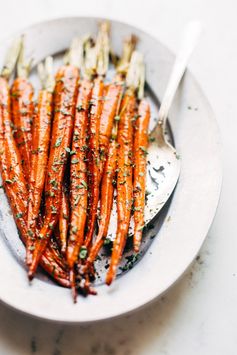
[133,99,150,252]
[106,51,144,285]
[0,45,69,287]
[67,36,97,301]
[106,91,136,285]
[86,123,117,269]
[84,77,104,248]
[84,37,136,269]
[11,41,34,181]
[67,79,92,269]
[27,57,55,266]
[58,186,70,255]
[99,82,122,177]
[28,39,82,279]
[84,22,109,249]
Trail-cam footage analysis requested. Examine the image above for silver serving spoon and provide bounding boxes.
[145,21,202,224]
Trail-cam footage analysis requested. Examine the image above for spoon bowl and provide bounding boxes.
[145,21,202,225]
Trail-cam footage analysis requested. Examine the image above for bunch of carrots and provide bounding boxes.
[0,22,150,302]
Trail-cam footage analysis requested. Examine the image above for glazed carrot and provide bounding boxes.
[133,99,150,252]
[84,77,104,248]
[98,32,136,178]
[28,39,82,279]
[11,42,34,181]
[86,123,117,269]
[99,82,122,177]
[84,36,136,269]
[106,51,144,285]
[106,91,136,285]
[0,64,69,287]
[58,186,70,255]
[67,79,92,269]
[27,57,55,266]
[84,22,109,248]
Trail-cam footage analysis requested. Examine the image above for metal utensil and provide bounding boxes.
[145,21,202,223]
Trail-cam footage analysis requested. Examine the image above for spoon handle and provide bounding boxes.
[158,21,202,127]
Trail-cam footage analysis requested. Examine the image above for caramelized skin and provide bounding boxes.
[86,134,117,269]
[11,78,34,180]
[99,81,122,176]
[67,79,92,269]
[27,90,53,265]
[106,90,136,285]
[133,99,150,252]
[84,77,104,248]
[29,65,79,278]
[0,77,69,287]
[58,187,70,255]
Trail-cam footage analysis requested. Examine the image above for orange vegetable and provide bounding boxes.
[28,64,79,279]
[0,76,69,287]
[99,82,123,177]
[67,79,92,269]
[58,186,70,255]
[11,43,34,181]
[86,123,117,269]
[133,99,150,252]
[27,58,54,265]
[84,77,104,248]
[106,90,136,285]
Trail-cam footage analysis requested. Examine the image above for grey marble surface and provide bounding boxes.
[0,240,212,355]
[0,0,236,354]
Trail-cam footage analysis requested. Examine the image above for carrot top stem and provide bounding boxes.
[1,37,22,80]
[116,35,137,76]
[64,37,84,68]
[95,21,110,77]
[16,38,32,78]
[37,56,55,92]
[126,50,145,99]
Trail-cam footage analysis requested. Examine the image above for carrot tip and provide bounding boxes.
[105,274,113,286]
[133,244,140,253]
[28,270,34,281]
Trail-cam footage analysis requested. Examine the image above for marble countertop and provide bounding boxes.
[0,0,236,354]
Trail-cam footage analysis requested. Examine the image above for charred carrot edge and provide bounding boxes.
[106,90,136,285]
[0,77,69,287]
[58,186,70,255]
[86,123,117,269]
[133,99,150,252]
[84,77,104,248]
[28,64,79,279]
[67,79,92,269]
[11,43,34,181]
[27,89,54,265]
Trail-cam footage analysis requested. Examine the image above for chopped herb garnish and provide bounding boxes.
[139,146,148,155]
[54,137,62,147]
[51,205,57,214]
[79,245,87,259]
[81,180,88,189]
[74,195,80,206]
[5,179,13,184]
[72,226,78,234]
